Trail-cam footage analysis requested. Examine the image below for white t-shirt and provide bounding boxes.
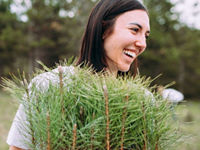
[7,66,74,149]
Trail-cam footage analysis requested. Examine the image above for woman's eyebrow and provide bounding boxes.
[129,22,142,29]
[129,22,150,33]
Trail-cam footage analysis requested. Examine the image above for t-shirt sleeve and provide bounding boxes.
[7,104,31,149]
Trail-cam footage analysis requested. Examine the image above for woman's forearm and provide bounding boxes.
[9,146,24,150]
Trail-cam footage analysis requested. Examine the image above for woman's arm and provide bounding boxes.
[9,146,24,150]
[7,104,31,149]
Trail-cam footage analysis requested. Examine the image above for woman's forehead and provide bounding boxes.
[115,10,150,31]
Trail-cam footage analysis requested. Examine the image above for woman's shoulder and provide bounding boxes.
[29,66,75,91]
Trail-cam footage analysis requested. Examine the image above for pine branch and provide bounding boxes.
[80,106,84,124]
[155,119,159,150]
[103,82,110,150]
[58,66,68,150]
[120,95,129,150]
[90,112,95,150]
[142,102,147,150]
[72,124,77,150]
[23,78,36,148]
[58,66,64,116]
[46,111,51,150]
[155,143,159,150]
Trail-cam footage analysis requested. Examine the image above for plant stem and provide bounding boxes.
[155,119,159,150]
[142,102,147,150]
[58,66,64,116]
[80,106,84,124]
[103,83,110,150]
[155,143,159,150]
[72,124,77,150]
[46,111,51,150]
[24,78,36,148]
[91,112,95,150]
[120,96,129,150]
[58,66,67,149]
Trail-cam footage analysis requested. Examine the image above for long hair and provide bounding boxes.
[77,0,147,75]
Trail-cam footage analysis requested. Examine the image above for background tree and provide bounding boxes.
[0,0,200,99]
[0,0,28,76]
[142,0,200,99]
[21,0,97,73]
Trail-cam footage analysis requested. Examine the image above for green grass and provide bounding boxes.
[0,91,19,150]
[174,101,200,150]
[0,91,200,150]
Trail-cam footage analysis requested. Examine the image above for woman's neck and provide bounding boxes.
[105,67,118,77]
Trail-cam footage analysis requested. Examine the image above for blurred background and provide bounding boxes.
[0,0,200,149]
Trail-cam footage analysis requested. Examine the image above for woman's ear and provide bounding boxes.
[102,29,111,40]
[102,31,108,40]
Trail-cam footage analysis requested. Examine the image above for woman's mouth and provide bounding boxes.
[123,49,137,58]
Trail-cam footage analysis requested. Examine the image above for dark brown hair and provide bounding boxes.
[77,0,147,75]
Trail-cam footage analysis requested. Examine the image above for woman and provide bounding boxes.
[77,0,150,76]
[8,0,150,149]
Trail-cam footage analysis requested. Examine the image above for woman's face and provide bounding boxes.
[103,10,150,75]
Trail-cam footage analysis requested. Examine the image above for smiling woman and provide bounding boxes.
[103,10,150,75]
[76,0,149,76]
[7,0,152,149]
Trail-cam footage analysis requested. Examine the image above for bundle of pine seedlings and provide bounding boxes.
[2,64,181,150]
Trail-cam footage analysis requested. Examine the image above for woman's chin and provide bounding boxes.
[118,65,131,72]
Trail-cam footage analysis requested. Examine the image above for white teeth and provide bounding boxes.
[123,50,136,58]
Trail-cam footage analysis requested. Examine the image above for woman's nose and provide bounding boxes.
[135,35,146,49]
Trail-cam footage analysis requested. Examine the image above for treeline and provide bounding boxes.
[0,0,200,99]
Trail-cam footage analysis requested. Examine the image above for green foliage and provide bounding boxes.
[2,65,182,149]
[0,0,28,77]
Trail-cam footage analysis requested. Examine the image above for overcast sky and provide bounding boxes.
[170,0,200,29]
[11,0,200,29]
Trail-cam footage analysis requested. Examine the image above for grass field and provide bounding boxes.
[0,91,200,150]
[0,91,19,150]
[174,101,200,150]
